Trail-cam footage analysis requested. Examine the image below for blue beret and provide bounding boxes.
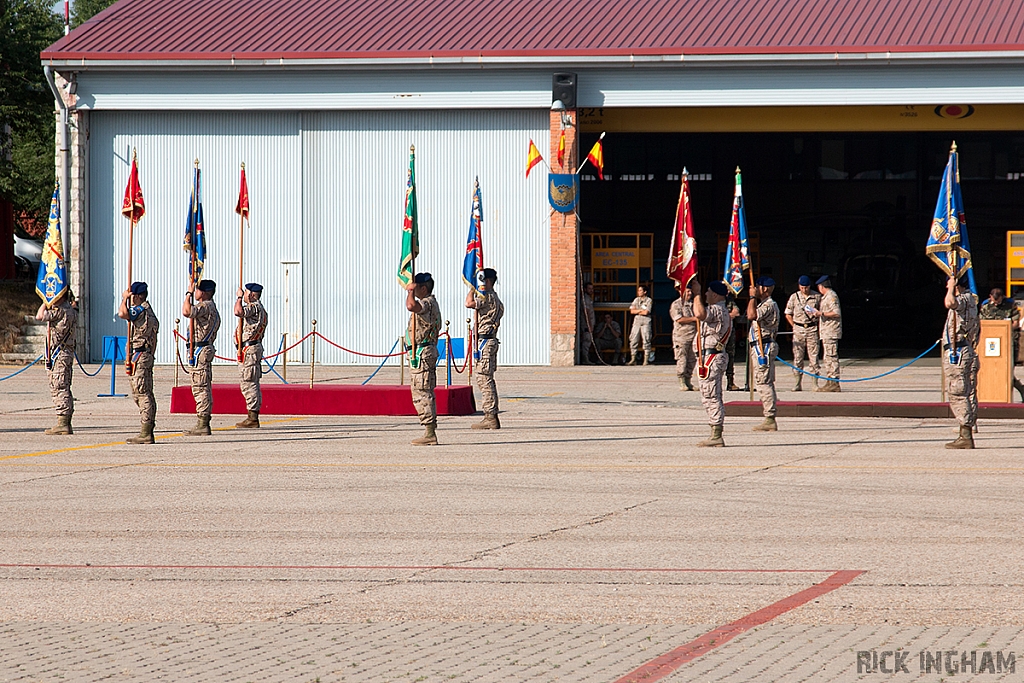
[708,281,728,296]
[197,279,216,292]
[414,272,433,284]
[245,283,263,293]
[130,281,148,295]
[816,275,831,286]
[759,276,775,287]
[798,275,811,286]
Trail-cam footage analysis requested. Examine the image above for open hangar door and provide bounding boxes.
[578,105,1024,354]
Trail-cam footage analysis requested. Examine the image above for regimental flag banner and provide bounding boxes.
[667,170,698,287]
[235,164,250,218]
[548,173,579,214]
[397,147,419,288]
[526,139,543,178]
[586,132,605,180]
[557,130,566,168]
[183,164,206,286]
[723,167,750,295]
[36,182,68,307]
[121,150,145,222]
[926,143,977,294]
[462,178,484,292]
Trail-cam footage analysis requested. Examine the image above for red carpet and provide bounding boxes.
[725,401,1024,419]
[170,384,476,416]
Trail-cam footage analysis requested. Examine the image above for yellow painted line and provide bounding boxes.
[0,417,305,463]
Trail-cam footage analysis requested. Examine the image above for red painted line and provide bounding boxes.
[614,570,865,683]
[0,563,839,573]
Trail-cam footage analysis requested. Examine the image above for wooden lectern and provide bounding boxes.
[976,319,1013,403]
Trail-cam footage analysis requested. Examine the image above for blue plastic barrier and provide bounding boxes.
[98,335,128,397]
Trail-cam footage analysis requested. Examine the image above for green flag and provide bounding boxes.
[397,147,419,287]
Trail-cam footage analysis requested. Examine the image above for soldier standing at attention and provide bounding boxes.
[980,287,1024,402]
[670,282,697,390]
[784,275,822,391]
[407,272,442,445]
[814,275,843,392]
[627,284,654,365]
[118,282,159,444]
[724,294,741,391]
[466,268,504,429]
[234,283,267,428]
[691,279,733,447]
[36,290,77,435]
[182,279,221,436]
[579,282,596,364]
[747,276,780,431]
[943,276,980,449]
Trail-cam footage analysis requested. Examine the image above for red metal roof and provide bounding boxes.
[42,0,1024,61]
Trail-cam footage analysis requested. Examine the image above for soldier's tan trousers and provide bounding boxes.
[411,345,439,426]
[791,327,820,378]
[475,339,499,415]
[673,332,696,380]
[698,351,728,426]
[191,346,215,417]
[944,349,978,427]
[130,351,156,424]
[239,343,263,412]
[48,350,74,417]
[821,339,840,381]
[629,321,653,359]
[750,341,777,418]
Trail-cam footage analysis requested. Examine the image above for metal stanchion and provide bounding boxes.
[400,336,406,385]
[173,319,180,387]
[281,332,287,382]
[444,320,452,387]
[309,319,317,388]
[466,317,473,381]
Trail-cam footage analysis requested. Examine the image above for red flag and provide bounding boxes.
[667,170,698,286]
[235,164,250,217]
[557,130,566,167]
[121,151,145,222]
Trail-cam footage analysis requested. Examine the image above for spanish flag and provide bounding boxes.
[526,139,543,178]
[557,130,566,168]
[586,132,605,180]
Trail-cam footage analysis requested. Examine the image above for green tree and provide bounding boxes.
[71,0,117,27]
[0,0,62,233]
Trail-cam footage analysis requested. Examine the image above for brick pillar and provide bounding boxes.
[549,109,578,366]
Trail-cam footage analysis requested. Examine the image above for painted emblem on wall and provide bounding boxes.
[548,174,579,214]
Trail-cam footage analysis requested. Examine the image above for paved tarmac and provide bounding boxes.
[1,358,1023,681]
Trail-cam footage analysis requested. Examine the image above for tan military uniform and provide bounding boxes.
[694,301,732,426]
[750,297,780,418]
[629,295,654,360]
[784,291,821,381]
[944,292,980,427]
[409,294,441,426]
[238,299,267,412]
[670,296,697,382]
[186,299,221,417]
[473,290,504,416]
[819,289,843,382]
[40,299,77,418]
[127,302,160,424]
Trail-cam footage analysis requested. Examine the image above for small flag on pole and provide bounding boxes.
[462,178,484,292]
[183,163,206,286]
[397,146,419,288]
[926,142,976,294]
[723,167,750,295]
[36,182,69,307]
[585,132,605,180]
[557,130,566,168]
[121,151,145,222]
[235,164,250,219]
[667,170,698,288]
[526,139,544,178]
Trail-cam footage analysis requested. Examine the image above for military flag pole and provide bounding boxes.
[235,162,250,362]
[463,177,485,382]
[668,168,701,377]
[398,146,420,369]
[121,149,145,375]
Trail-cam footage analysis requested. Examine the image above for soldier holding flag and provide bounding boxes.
[747,276,780,431]
[119,282,159,444]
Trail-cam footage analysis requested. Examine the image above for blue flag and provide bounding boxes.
[723,168,750,295]
[183,165,206,286]
[926,144,976,294]
[36,182,69,307]
[462,178,484,292]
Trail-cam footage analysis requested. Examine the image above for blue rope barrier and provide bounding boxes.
[361,338,401,386]
[261,335,289,384]
[774,339,940,383]
[0,355,42,381]
[74,353,109,377]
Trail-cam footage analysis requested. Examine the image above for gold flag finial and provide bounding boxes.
[410,144,415,153]
[735,166,741,174]
[240,161,245,169]
[951,141,957,152]
[194,158,199,168]
[682,167,688,176]
[132,148,137,160]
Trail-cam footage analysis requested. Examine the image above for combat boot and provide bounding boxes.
[642,354,650,366]
[945,425,975,449]
[411,421,438,446]
[126,422,155,445]
[752,417,778,432]
[684,376,694,391]
[794,374,803,392]
[625,355,638,366]
[726,379,740,391]
[697,425,725,447]
[44,415,73,435]
[235,411,260,428]
[471,413,500,430]
[812,377,820,391]
[184,415,212,436]
[1015,378,1024,403]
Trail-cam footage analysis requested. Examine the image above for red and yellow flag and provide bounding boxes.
[586,133,605,180]
[235,163,250,218]
[121,149,145,222]
[667,170,698,287]
[557,130,566,168]
[526,139,543,178]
